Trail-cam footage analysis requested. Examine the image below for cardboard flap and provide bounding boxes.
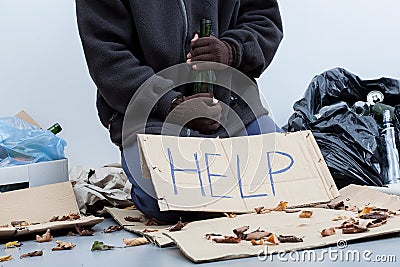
[137,131,339,212]
[165,208,400,263]
[0,182,79,225]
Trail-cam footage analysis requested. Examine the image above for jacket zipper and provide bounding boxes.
[178,0,189,61]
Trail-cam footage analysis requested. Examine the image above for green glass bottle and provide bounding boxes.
[193,19,216,94]
[47,123,62,135]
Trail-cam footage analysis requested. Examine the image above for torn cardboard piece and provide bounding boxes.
[105,207,174,247]
[165,208,400,263]
[330,184,400,211]
[137,131,339,212]
[0,182,103,239]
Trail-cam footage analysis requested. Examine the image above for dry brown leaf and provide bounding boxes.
[123,237,149,247]
[251,239,264,246]
[233,225,249,239]
[358,206,374,217]
[366,218,387,228]
[169,219,187,232]
[245,230,270,241]
[5,241,22,248]
[0,255,12,262]
[299,210,313,218]
[75,225,94,236]
[224,213,237,218]
[264,233,280,245]
[103,225,123,233]
[212,236,241,243]
[52,241,76,251]
[285,209,301,213]
[36,229,53,243]
[205,233,222,240]
[20,251,43,259]
[124,216,142,222]
[277,235,303,243]
[11,220,29,227]
[67,231,75,236]
[360,212,390,220]
[328,201,345,210]
[332,215,347,221]
[321,227,336,237]
[342,225,368,234]
[272,201,288,211]
[143,228,159,233]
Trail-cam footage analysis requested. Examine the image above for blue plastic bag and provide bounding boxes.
[0,117,66,167]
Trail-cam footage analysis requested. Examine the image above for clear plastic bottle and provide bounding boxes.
[382,109,400,184]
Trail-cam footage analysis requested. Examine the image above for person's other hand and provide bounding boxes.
[186,34,234,70]
[168,93,222,134]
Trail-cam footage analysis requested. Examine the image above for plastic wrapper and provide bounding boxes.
[0,117,66,167]
[285,68,400,188]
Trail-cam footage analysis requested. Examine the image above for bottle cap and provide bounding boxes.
[367,91,384,105]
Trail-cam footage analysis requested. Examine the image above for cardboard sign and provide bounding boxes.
[137,131,339,212]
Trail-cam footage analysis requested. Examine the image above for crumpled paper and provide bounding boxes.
[69,164,133,214]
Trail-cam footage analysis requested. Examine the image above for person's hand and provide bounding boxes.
[186,34,234,70]
[168,93,222,134]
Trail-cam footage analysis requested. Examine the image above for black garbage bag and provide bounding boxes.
[284,68,400,189]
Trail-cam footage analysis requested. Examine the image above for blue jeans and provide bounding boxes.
[121,115,281,223]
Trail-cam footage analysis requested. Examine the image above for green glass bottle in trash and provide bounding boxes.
[193,19,216,94]
[47,123,62,135]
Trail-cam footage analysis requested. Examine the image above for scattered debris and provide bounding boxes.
[1,224,9,228]
[5,241,22,248]
[321,227,336,237]
[75,225,94,236]
[169,219,187,232]
[277,235,303,243]
[251,239,264,246]
[11,221,29,227]
[124,216,142,222]
[299,211,313,218]
[20,251,43,259]
[36,229,53,243]
[123,237,149,247]
[52,241,76,251]
[91,241,115,251]
[358,206,374,217]
[49,213,81,222]
[0,255,12,262]
[103,225,123,233]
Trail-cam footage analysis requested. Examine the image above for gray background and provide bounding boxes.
[1,0,399,168]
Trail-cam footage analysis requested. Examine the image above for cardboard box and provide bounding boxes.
[0,159,68,189]
[137,131,339,212]
[0,182,103,239]
[0,110,68,191]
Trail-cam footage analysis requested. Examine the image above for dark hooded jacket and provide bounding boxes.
[76,0,283,147]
